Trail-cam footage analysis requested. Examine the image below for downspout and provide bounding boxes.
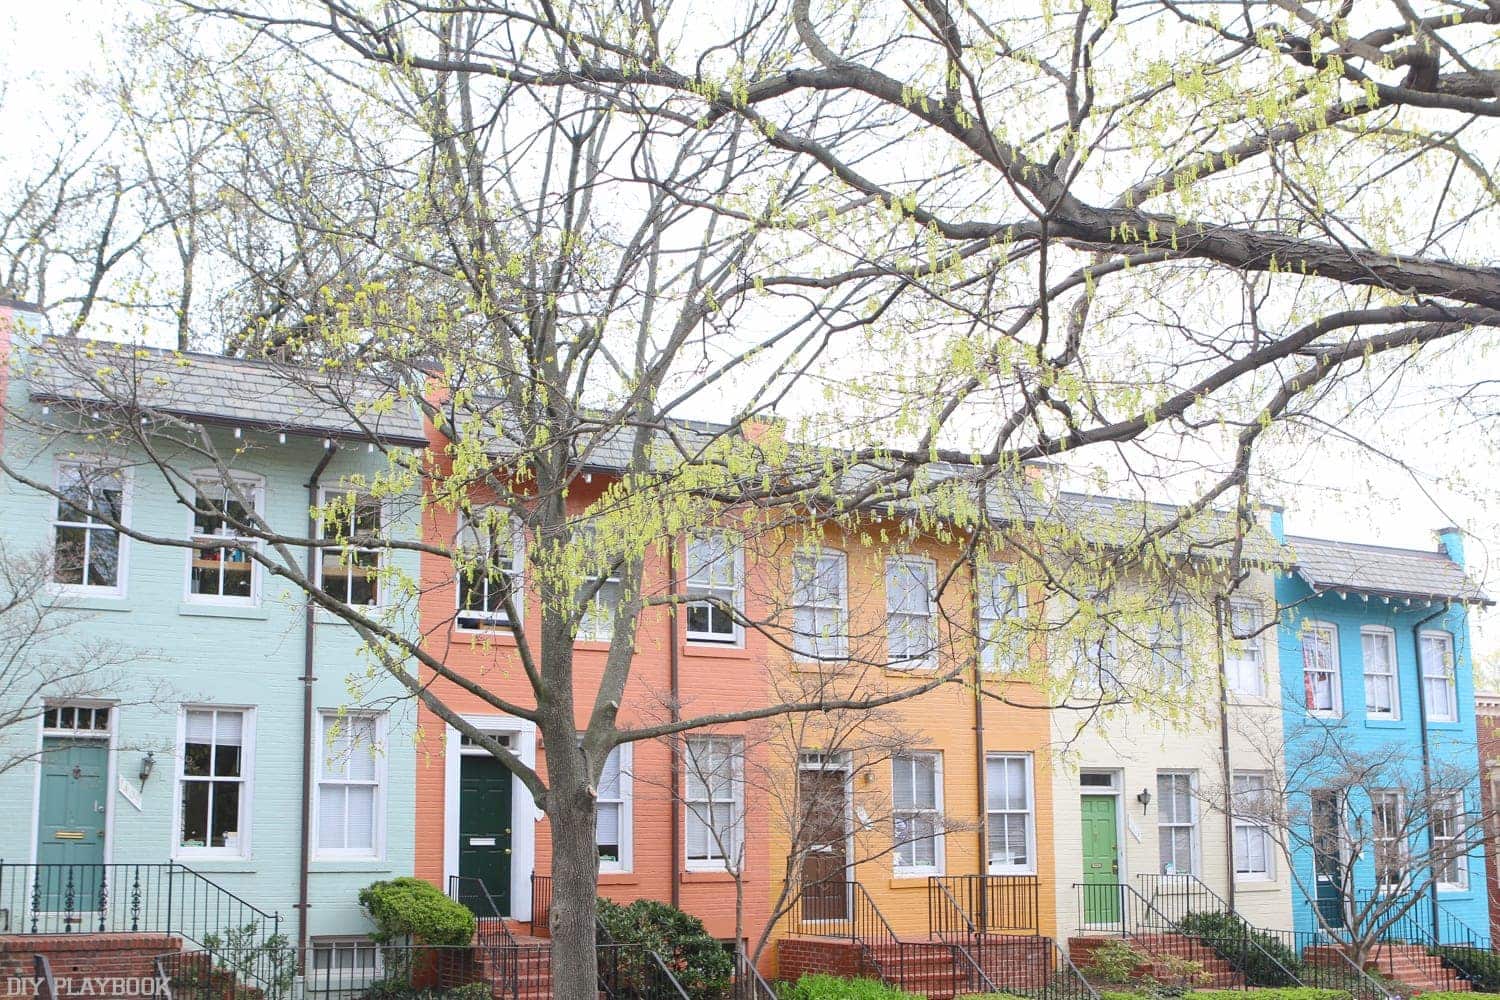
[298,442,339,968]
[668,534,683,910]
[1411,601,1449,941]
[973,557,988,888]
[1214,594,1236,912]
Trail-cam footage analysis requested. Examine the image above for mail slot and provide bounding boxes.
[54,831,85,840]
[468,837,497,847]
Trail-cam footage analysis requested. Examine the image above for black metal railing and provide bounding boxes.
[0,863,287,997]
[1340,892,1491,989]
[596,914,695,1000]
[929,874,1040,934]
[733,944,778,1000]
[530,873,552,931]
[447,875,518,951]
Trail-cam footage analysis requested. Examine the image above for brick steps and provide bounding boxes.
[1366,944,1471,993]
[473,933,551,1000]
[0,934,183,1000]
[1069,933,1244,990]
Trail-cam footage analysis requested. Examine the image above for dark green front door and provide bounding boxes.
[36,739,108,912]
[1081,794,1120,925]
[459,754,513,914]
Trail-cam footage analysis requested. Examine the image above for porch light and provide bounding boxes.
[139,751,156,786]
[1136,787,1152,812]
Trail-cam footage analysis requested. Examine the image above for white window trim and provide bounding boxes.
[1224,599,1267,697]
[311,711,387,861]
[792,548,848,663]
[986,753,1035,876]
[683,736,744,872]
[892,751,945,877]
[684,531,745,647]
[314,488,388,609]
[597,743,634,873]
[1370,788,1406,892]
[978,566,1027,674]
[49,459,131,599]
[885,555,938,670]
[454,509,525,633]
[1156,770,1200,877]
[1420,631,1459,724]
[183,472,265,607]
[1434,791,1469,892]
[173,705,255,861]
[577,572,622,643]
[1230,770,1274,882]
[308,937,383,988]
[1360,626,1400,721]
[1302,621,1342,718]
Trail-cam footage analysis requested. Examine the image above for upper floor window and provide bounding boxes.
[575,524,622,643]
[685,532,742,645]
[1150,600,1189,686]
[53,462,126,594]
[1224,599,1265,697]
[792,549,847,661]
[1420,631,1458,723]
[892,752,943,875]
[684,736,743,870]
[456,510,523,631]
[1302,622,1341,716]
[885,557,936,669]
[315,712,385,859]
[187,477,262,604]
[317,491,384,607]
[177,707,252,858]
[978,567,1026,673]
[1361,627,1399,720]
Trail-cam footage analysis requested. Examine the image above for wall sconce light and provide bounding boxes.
[139,751,156,787]
[1136,787,1152,812]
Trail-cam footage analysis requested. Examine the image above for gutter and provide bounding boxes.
[667,535,682,910]
[298,442,339,968]
[972,557,988,891]
[1410,601,1449,941]
[1213,594,1236,913]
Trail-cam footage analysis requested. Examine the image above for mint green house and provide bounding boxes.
[0,301,424,976]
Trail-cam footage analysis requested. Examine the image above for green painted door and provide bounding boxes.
[459,754,513,914]
[1081,795,1120,925]
[36,739,108,913]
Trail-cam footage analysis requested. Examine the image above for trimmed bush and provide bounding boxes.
[596,897,733,999]
[1087,940,1149,984]
[1174,911,1302,988]
[775,974,922,1000]
[1430,946,1500,993]
[1191,990,1350,1000]
[359,878,475,946]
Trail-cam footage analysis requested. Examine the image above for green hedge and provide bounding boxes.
[1430,946,1500,993]
[358,878,475,946]
[775,975,921,1000]
[1173,912,1302,987]
[1191,990,1350,1000]
[596,897,733,998]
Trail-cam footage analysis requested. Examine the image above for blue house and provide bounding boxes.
[0,302,425,980]
[1272,512,1493,946]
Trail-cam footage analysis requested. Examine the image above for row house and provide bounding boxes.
[0,306,1493,995]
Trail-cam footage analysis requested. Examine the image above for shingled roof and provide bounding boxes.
[1286,534,1491,605]
[18,337,428,446]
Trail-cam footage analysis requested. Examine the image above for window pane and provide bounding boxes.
[209,781,240,847]
[85,529,120,587]
[52,527,87,584]
[318,785,347,849]
[181,782,210,846]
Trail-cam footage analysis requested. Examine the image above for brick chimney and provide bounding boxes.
[1435,526,1465,567]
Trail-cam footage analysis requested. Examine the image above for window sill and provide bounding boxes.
[1234,878,1279,892]
[172,859,254,872]
[454,626,520,644]
[179,602,270,621]
[46,593,131,612]
[890,874,939,887]
[309,861,393,874]
[682,642,750,659]
[597,873,639,886]
[681,869,737,883]
[883,665,938,679]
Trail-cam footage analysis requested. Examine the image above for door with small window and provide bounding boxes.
[797,764,850,920]
[35,706,112,915]
[1311,790,1346,929]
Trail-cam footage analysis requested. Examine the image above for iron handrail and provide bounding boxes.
[928,877,1000,993]
[733,944,777,1000]
[447,875,519,951]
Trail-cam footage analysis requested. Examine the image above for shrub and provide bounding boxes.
[1174,911,1302,988]
[362,984,493,1000]
[775,974,921,1000]
[358,878,475,947]
[1190,989,1350,1000]
[1087,941,1148,984]
[1431,946,1500,993]
[596,897,733,999]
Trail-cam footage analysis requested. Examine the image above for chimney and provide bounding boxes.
[0,299,45,450]
[742,415,785,445]
[1435,526,1465,567]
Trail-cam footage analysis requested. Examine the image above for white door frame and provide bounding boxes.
[1079,768,1126,928]
[28,702,119,867]
[442,714,537,921]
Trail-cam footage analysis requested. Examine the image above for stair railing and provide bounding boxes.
[928,877,1000,993]
[447,875,518,950]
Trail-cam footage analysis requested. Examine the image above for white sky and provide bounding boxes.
[3,1,1495,669]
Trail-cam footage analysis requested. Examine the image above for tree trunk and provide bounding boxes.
[547,747,601,999]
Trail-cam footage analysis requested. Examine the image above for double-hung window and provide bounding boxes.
[1371,790,1405,891]
[792,549,847,661]
[1151,601,1189,687]
[178,707,252,857]
[986,754,1034,874]
[684,736,742,869]
[1230,771,1273,880]
[456,510,523,630]
[187,477,261,603]
[575,525,622,642]
[317,491,384,607]
[1420,632,1458,723]
[1225,600,1266,697]
[1361,627,1399,720]
[886,557,937,668]
[1432,793,1469,890]
[978,567,1026,672]
[315,712,385,859]
[1157,771,1198,875]
[892,752,943,874]
[685,532,742,644]
[596,744,633,872]
[53,463,126,593]
[1302,622,1341,715]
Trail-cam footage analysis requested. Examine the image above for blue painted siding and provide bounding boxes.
[1274,529,1489,940]
[0,309,418,942]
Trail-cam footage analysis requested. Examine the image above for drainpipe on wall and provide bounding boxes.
[972,556,988,884]
[1214,594,1237,913]
[298,442,339,969]
[667,535,682,910]
[1411,600,1449,941]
